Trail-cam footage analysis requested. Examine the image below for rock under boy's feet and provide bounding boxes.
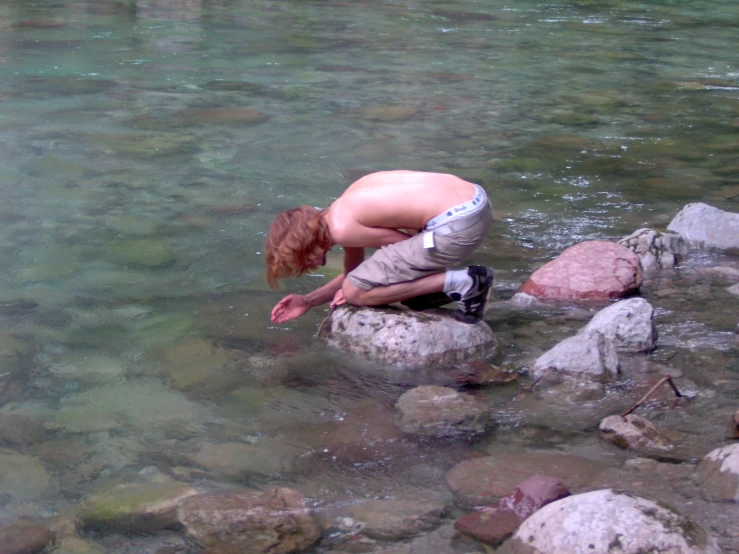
[449,265,494,324]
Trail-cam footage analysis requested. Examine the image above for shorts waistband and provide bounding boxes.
[423,185,489,235]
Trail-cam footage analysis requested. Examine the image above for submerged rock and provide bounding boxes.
[445,451,606,507]
[106,238,175,268]
[347,491,449,541]
[667,202,739,251]
[696,444,739,502]
[316,305,498,369]
[618,228,686,271]
[507,489,720,554]
[173,108,269,127]
[349,104,417,121]
[599,414,701,462]
[187,440,303,479]
[395,385,495,439]
[0,518,54,554]
[0,449,57,504]
[177,487,320,554]
[520,240,642,301]
[78,476,199,533]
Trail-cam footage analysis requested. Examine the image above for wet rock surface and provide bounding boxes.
[395,385,495,439]
[346,491,450,541]
[445,451,607,507]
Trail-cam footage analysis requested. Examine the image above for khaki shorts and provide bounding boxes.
[346,203,492,291]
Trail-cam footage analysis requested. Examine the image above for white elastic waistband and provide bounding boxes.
[424,184,487,231]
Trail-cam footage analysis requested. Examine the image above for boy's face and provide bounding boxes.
[305,247,328,270]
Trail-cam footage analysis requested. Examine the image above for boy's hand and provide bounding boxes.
[271,294,311,323]
[330,289,346,308]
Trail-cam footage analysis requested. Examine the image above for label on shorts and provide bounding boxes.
[423,231,435,249]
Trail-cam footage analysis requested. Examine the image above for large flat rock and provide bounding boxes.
[316,305,498,369]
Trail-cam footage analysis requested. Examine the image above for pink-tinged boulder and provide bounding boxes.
[455,475,570,547]
[520,240,642,301]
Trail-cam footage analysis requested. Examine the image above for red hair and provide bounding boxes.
[265,206,331,288]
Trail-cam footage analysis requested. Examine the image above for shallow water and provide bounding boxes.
[0,0,737,551]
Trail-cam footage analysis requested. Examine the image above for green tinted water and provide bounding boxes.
[0,0,737,551]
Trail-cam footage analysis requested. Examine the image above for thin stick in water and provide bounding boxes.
[621,374,682,418]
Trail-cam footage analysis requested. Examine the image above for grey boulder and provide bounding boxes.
[580,297,656,352]
[317,305,497,369]
[531,330,619,384]
[507,488,720,553]
[667,202,739,250]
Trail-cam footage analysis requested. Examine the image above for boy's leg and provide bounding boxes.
[342,272,446,307]
[342,266,493,324]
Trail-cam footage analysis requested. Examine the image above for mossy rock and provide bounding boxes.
[494,157,542,172]
[201,80,271,94]
[352,104,417,121]
[134,315,195,345]
[0,332,32,375]
[703,134,739,153]
[18,261,81,282]
[107,239,174,268]
[93,133,199,158]
[155,340,236,390]
[548,111,602,126]
[104,214,160,236]
[173,108,269,127]
[79,481,199,533]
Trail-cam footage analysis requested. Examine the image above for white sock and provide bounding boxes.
[443,269,472,299]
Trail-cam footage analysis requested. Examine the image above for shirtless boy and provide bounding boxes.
[266,170,494,324]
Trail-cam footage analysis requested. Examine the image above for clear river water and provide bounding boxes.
[0,0,737,552]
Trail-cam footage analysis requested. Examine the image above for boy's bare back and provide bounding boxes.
[326,171,477,244]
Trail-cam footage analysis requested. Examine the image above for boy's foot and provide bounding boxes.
[449,265,494,324]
